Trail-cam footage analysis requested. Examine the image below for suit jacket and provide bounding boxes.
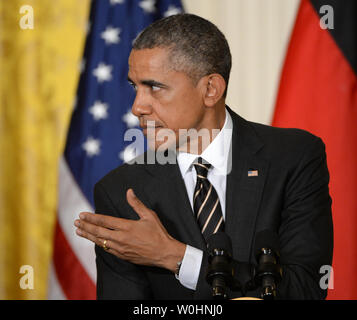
[94,107,333,300]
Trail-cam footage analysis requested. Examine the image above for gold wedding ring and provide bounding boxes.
[103,239,109,251]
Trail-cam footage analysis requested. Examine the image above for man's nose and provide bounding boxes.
[131,90,152,117]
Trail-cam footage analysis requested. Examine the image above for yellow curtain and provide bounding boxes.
[0,0,90,299]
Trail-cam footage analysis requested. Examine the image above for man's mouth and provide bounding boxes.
[141,125,163,134]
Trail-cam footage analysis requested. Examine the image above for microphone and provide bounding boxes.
[254,230,282,300]
[206,232,234,299]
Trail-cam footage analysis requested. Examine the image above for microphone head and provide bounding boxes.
[207,232,233,256]
[254,229,280,259]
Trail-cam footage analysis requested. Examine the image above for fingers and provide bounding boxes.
[75,217,118,243]
[78,212,129,230]
[75,218,140,263]
[76,227,121,258]
[75,219,125,256]
[74,190,172,268]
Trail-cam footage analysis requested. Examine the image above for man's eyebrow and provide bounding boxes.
[127,77,168,88]
[141,79,169,88]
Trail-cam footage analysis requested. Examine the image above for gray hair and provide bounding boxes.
[132,14,232,96]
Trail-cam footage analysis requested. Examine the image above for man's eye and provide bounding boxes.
[151,85,161,92]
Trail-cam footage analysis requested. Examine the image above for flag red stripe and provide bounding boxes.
[53,220,96,300]
[273,0,357,299]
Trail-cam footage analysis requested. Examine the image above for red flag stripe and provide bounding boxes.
[49,157,96,299]
[56,157,96,281]
[273,0,357,299]
[53,219,96,300]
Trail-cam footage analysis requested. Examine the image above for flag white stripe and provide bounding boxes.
[57,157,96,282]
[48,262,66,300]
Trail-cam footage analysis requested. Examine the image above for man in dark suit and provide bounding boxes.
[74,14,333,299]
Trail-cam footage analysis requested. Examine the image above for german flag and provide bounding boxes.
[273,0,357,299]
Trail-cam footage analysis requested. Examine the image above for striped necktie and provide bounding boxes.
[193,157,225,242]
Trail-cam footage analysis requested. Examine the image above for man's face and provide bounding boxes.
[128,47,206,151]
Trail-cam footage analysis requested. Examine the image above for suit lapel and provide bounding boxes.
[225,109,269,262]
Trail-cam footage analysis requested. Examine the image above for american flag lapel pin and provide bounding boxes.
[248,169,258,177]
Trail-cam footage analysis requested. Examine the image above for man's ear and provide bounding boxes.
[200,74,226,107]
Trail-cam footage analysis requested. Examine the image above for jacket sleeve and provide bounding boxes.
[276,136,333,299]
[94,181,153,299]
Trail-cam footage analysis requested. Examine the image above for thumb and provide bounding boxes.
[126,188,150,219]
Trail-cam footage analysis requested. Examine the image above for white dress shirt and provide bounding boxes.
[176,109,233,290]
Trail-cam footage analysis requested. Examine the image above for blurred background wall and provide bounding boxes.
[0,0,303,299]
[183,0,299,124]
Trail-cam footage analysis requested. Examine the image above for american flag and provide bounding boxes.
[49,0,183,300]
[248,170,258,177]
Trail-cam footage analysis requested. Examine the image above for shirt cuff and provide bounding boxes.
[176,245,203,290]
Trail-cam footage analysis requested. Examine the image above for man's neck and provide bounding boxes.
[177,106,227,155]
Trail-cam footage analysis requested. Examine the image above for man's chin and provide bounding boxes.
[145,128,178,152]
[146,139,177,153]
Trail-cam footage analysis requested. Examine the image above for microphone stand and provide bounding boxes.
[206,248,234,300]
[255,247,282,300]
